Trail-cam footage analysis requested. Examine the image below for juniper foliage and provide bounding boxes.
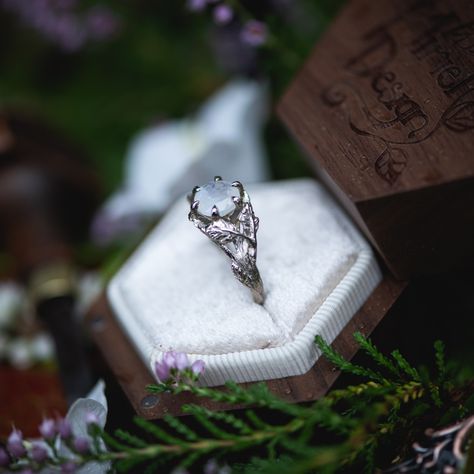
[103,334,473,473]
[2,334,472,473]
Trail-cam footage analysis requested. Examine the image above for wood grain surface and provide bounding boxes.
[278,0,474,279]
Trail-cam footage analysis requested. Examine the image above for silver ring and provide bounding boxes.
[188,176,265,305]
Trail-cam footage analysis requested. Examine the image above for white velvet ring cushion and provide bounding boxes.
[107,178,382,386]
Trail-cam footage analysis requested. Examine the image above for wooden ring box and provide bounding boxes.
[86,0,473,419]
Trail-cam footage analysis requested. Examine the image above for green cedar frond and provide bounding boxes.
[186,405,253,435]
[429,383,443,407]
[315,335,388,384]
[362,439,376,474]
[391,350,422,382]
[179,450,205,469]
[143,458,166,474]
[354,332,402,379]
[245,409,269,430]
[434,340,447,384]
[182,405,237,440]
[133,417,186,445]
[100,429,134,453]
[114,456,147,473]
[162,414,199,441]
[11,335,466,474]
[114,429,148,448]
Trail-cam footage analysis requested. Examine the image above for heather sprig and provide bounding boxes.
[153,350,206,390]
[186,0,269,47]
[1,338,472,473]
[1,415,105,473]
[0,0,121,52]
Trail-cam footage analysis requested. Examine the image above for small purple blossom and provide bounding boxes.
[162,350,190,371]
[155,351,205,384]
[72,436,90,454]
[175,352,190,370]
[213,4,233,25]
[154,360,171,382]
[0,447,9,466]
[85,5,121,41]
[163,350,178,369]
[85,411,100,426]
[0,0,121,52]
[39,418,56,439]
[186,0,207,12]
[30,443,48,463]
[241,20,268,46]
[191,359,206,376]
[7,428,26,458]
[61,461,77,473]
[56,418,72,439]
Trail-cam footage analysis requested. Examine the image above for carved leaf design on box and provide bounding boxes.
[443,101,474,132]
[375,147,407,185]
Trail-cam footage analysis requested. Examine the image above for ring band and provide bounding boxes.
[188,176,265,305]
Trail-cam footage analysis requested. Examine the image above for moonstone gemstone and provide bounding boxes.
[195,180,240,217]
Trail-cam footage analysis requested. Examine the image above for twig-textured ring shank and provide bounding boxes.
[188,177,265,305]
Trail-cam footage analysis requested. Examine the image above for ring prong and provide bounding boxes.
[211,205,220,218]
[232,181,245,198]
[191,200,200,211]
[192,185,201,194]
[214,176,222,182]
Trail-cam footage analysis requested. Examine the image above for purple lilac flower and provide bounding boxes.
[30,443,48,463]
[56,418,72,439]
[0,447,9,466]
[241,20,268,46]
[7,428,26,458]
[39,418,56,439]
[72,436,90,454]
[213,4,233,25]
[191,359,206,376]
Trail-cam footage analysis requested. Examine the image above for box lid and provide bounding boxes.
[278,0,474,279]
